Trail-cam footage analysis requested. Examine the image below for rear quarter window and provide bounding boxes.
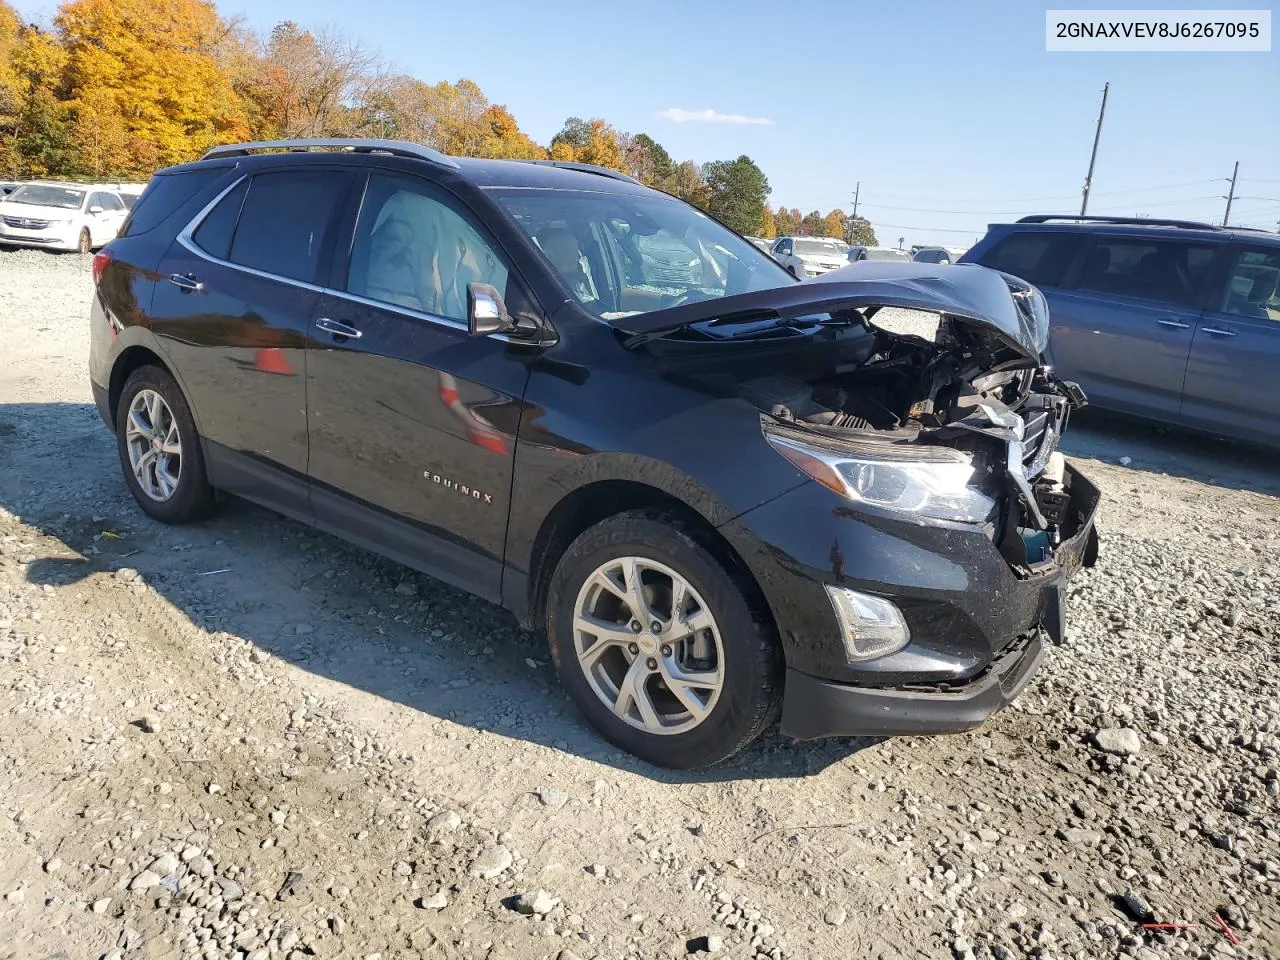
[978,231,1085,288]
[120,168,226,237]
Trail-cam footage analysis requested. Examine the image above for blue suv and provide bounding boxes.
[963,215,1280,448]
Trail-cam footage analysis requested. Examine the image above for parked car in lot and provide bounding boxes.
[963,215,1280,448]
[770,235,850,277]
[0,182,129,252]
[911,245,968,264]
[745,235,773,254]
[89,139,1099,768]
[848,245,912,263]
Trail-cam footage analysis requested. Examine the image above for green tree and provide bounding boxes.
[847,216,877,246]
[704,154,769,236]
[626,132,675,189]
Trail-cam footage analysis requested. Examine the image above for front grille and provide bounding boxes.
[1019,400,1066,478]
[2,216,50,229]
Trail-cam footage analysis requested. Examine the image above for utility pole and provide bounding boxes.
[852,181,860,219]
[1079,82,1109,216]
[1221,161,1239,226]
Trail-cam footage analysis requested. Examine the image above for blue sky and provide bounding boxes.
[17,0,1279,247]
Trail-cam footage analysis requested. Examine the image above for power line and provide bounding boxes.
[861,194,1222,215]
[826,179,1221,208]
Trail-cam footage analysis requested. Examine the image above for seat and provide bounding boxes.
[360,191,439,313]
[1236,271,1278,319]
[535,226,597,302]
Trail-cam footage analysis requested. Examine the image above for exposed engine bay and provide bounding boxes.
[640,299,1092,575]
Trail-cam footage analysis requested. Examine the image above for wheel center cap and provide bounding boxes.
[637,634,657,656]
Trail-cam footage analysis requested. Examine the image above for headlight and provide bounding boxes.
[766,430,997,523]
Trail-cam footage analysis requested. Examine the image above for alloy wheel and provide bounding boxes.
[125,389,182,502]
[572,556,725,735]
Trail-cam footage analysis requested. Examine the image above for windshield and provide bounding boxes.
[7,185,85,209]
[866,248,911,261]
[492,188,792,319]
[794,238,847,257]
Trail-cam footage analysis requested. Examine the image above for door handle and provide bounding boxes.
[167,273,203,293]
[315,317,362,340]
[1155,318,1190,329]
[1200,327,1236,337]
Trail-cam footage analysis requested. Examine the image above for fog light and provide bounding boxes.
[825,586,910,662]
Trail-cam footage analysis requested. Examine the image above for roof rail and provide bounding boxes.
[200,138,459,170]
[521,159,640,185]
[1016,214,1220,231]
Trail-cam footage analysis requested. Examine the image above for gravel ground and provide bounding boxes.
[1,246,1278,960]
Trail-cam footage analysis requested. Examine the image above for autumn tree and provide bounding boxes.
[549,116,626,171]
[475,104,543,159]
[668,160,710,210]
[0,0,18,116]
[704,155,770,236]
[773,207,802,237]
[820,208,847,239]
[54,0,250,176]
[0,16,78,177]
[759,205,776,239]
[797,210,825,236]
[255,21,382,138]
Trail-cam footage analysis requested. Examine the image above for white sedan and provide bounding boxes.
[0,183,129,253]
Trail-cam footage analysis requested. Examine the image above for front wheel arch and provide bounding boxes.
[525,479,777,646]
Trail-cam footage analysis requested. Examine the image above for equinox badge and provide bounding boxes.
[424,470,494,504]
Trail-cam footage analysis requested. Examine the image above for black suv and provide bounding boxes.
[89,139,1099,769]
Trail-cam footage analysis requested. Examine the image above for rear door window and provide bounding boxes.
[227,170,348,284]
[1075,237,1216,308]
[191,180,249,260]
[120,168,225,237]
[978,231,1084,287]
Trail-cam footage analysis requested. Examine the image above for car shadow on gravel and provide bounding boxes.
[4,401,881,785]
[1060,409,1280,495]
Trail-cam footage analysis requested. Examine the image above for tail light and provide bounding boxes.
[92,250,112,285]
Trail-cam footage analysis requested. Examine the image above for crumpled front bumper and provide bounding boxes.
[780,632,1046,739]
[732,462,1100,741]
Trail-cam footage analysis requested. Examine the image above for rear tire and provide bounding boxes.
[115,366,217,524]
[546,511,782,769]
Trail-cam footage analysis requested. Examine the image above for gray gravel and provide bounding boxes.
[1,249,1278,959]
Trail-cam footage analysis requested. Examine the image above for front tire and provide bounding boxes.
[546,512,782,769]
[115,366,217,524]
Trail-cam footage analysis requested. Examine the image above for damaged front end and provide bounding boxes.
[614,263,1100,580]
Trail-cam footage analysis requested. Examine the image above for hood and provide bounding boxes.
[610,261,1050,358]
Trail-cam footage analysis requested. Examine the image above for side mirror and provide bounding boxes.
[466,282,515,337]
[89,205,104,214]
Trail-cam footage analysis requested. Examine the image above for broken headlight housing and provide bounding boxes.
[766,430,997,524]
